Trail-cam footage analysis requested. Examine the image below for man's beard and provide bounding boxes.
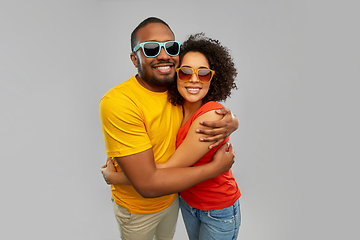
[137,60,176,88]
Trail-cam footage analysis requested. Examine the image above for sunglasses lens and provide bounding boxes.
[198,69,212,82]
[165,41,180,56]
[178,68,193,81]
[143,42,160,57]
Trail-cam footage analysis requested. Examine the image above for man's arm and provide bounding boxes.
[196,108,239,149]
[115,143,234,198]
[100,110,236,185]
[99,96,235,194]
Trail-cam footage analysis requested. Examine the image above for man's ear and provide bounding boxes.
[130,52,138,68]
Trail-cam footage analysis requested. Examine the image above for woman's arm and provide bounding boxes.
[158,109,224,169]
[100,109,233,183]
[115,144,234,198]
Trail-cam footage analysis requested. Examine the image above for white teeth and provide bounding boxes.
[156,66,170,69]
[187,88,200,91]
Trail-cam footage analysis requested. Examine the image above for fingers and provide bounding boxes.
[101,158,111,173]
[199,132,228,143]
[222,142,235,162]
[101,158,111,170]
[208,139,223,149]
[220,142,235,171]
[199,119,228,128]
[197,127,228,137]
[196,124,229,136]
[197,127,228,136]
[226,142,233,153]
[228,144,235,159]
[228,144,235,166]
[220,141,232,152]
[215,141,230,152]
[100,165,107,173]
[215,107,230,115]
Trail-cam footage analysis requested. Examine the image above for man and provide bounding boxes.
[99,17,238,240]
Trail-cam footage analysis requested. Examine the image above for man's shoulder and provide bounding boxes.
[104,76,137,97]
[99,76,138,108]
[101,76,143,101]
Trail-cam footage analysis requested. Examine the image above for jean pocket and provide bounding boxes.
[207,205,235,223]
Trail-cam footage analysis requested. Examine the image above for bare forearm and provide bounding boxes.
[116,144,234,198]
[133,164,217,198]
[109,172,131,185]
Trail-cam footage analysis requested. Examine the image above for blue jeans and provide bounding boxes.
[179,196,241,240]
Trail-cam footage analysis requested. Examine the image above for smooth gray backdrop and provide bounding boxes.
[1,0,359,239]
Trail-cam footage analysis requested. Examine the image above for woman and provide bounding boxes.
[102,33,241,239]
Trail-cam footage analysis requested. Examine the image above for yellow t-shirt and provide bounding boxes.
[99,75,182,214]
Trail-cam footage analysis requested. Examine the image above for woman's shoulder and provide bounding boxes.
[196,101,224,116]
[193,101,224,121]
[201,101,225,110]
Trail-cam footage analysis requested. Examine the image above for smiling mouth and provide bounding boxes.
[156,66,170,70]
[185,87,202,94]
[154,65,172,74]
[186,87,201,91]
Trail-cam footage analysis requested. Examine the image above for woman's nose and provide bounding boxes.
[189,72,199,83]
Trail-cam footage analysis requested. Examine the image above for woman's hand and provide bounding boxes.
[210,142,235,176]
[100,157,117,185]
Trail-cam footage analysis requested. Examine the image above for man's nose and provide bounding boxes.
[156,46,170,60]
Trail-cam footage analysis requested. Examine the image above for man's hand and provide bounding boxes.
[209,142,235,176]
[100,157,116,185]
[196,108,239,149]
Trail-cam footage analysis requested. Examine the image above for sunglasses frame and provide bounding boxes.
[133,41,181,58]
[176,67,215,83]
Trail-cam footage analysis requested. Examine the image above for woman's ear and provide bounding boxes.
[130,52,138,68]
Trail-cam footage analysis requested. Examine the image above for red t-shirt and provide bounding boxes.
[178,101,241,211]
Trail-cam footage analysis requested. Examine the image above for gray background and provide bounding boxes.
[1,0,359,239]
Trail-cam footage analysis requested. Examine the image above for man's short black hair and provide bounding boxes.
[131,17,174,52]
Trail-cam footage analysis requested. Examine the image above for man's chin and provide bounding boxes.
[153,76,176,87]
[138,69,176,87]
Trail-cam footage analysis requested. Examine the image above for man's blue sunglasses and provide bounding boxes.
[133,41,181,58]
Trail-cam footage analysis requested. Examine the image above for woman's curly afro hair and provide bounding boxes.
[168,33,237,106]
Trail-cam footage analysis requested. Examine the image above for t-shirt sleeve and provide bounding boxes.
[99,95,152,157]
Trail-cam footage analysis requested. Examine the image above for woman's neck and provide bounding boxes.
[181,100,203,127]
